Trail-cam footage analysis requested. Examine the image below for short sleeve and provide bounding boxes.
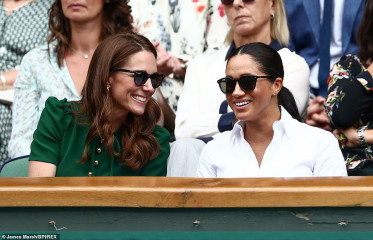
[29,97,72,165]
[140,125,170,176]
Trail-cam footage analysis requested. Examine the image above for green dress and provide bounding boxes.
[29,97,170,176]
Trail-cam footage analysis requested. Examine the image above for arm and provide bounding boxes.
[325,55,373,129]
[28,161,56,177]
[313,132,347,176]
[140,125,170,176]
[28,97,70,177]
[175,55,225,139]
[155,88,175,133]
[8,51,41,158]
[307,96,331,131]
[333,127,373,148]
[0,69,18,90]
[279,49,310,119]
[197,143,216,177]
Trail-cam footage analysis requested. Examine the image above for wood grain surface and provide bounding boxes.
[1,176,373,207]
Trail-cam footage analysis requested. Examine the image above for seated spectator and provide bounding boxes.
[28,33,170,177]
[131,0,230,134]
[0,0,53,165]
[324,0,373,176]
[8,0,133,159]
[175,0,310,141]
[198,42,347,177]
[284,0,365,130]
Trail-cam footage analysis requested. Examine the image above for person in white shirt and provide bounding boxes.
[175,0,310,141]
[197,42,347,178]
[168,0,310,177]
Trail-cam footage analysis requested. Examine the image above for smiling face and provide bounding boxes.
[108,50,157,120]
[225,54,281,123]
[61,0,105,23]
[224,0,274,42]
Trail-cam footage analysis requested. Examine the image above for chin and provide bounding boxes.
[131,109,146,116]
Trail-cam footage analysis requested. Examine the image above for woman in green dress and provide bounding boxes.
[28,32,170,177]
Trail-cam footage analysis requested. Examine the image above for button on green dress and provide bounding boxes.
[30,97,170,176]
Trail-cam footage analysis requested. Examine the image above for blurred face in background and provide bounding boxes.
[61,0,105,23]
[224,0,274,43]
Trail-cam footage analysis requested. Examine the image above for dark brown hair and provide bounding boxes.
[76,32,161,171]
[357,0,373,65]
[228,42,301,121]
[47,0,133,67]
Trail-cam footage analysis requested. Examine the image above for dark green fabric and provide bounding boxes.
[30,97,170,176]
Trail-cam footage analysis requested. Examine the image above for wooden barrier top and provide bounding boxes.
[1,176,373,208]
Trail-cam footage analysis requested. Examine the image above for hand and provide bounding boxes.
[333,127,360,148]
[153,42,173,76]
[306,96,331,131]
[1,69,18,90]
[153,42,186,77]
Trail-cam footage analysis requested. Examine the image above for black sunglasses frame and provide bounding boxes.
[221,0,255,6]
[217,75,274,94]
[110,67,165,89]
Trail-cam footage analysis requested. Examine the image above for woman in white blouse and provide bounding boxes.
[197,42,347,178]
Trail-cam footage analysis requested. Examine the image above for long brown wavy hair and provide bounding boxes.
[47,0,133,67]
[75,33,161,171]
[357,0,373,65]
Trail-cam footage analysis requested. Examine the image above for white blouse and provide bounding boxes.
[198,107,347,178]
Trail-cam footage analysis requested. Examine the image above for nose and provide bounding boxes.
[231,81,245,96]
[232,0,244,7]
[142,78,155,92]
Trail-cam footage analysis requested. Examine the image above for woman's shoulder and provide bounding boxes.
[205,131,232,148]
[189,45,229,67]
[153,125,171,142]
[22,44,50,62]
[278,47,308,67]
[281,109,334,140]
[42,97,73,120]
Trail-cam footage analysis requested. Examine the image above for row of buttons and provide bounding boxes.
[88,148,102,176]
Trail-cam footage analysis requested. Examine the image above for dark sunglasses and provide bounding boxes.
[217,75,274,94]
[221,0,255,5]
[110,67,165,89]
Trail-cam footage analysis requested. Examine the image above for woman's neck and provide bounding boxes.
[69,20,102,53]
[109,109,129,132]
[243,106,281,142]
[233,29,273,48]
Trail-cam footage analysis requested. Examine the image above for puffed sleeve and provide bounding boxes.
[29,97,72,165]
[325,54,373,129]
[140,125,170,176]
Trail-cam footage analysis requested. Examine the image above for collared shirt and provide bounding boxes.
[175,45,310,140]
[197,107,347,178]
[310,0,345,89]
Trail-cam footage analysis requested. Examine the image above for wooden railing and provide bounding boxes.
[1,176,373,207]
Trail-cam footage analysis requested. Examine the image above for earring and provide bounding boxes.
[270,13,275,20]
[107,85,110,91]
[273,92,278,96]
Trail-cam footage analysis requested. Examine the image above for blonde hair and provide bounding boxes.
[225,0,289,47]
